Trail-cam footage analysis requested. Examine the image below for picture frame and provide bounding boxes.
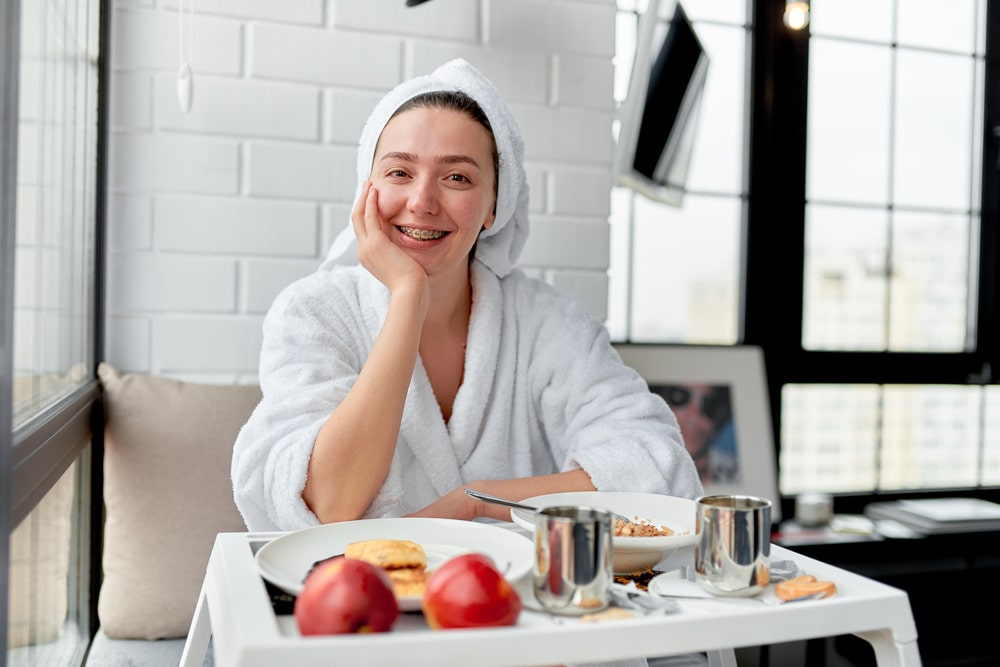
[613,343,782,521]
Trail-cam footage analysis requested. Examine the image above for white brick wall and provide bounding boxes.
[107,0,617,381]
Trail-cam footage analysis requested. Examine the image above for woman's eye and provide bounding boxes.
[387,169,408,178]
[447,173,470,183]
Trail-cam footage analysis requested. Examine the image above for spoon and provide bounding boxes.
[463,488,633,524]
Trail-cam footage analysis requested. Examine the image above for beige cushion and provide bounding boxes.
[97,363,261,640]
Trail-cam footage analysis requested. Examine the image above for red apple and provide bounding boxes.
[294,556,399,635]
[422,553,521,629]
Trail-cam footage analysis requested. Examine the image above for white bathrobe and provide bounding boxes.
[232,260,702,531]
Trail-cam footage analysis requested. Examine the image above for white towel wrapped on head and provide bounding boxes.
[321,58,529,278]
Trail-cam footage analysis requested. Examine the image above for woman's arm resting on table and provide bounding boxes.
[405,469,596,522]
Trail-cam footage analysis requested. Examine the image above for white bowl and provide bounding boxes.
[510,491,698,574]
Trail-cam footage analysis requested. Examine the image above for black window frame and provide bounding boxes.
[0,0,110,659]
[744,0,1000,522]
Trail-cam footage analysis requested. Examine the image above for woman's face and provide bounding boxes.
[370,106,497,280]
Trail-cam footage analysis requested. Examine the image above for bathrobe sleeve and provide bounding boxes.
[513,278,703,500]
[230,268,405,532]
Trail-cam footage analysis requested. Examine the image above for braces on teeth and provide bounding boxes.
[401,227,446,240]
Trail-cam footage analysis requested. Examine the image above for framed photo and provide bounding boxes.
[613,343,782,520]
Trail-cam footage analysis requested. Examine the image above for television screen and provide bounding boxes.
[613,0,709,206]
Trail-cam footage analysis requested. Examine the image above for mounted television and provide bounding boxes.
[613,0,709,206]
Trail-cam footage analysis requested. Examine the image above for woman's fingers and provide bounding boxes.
[364,184,382,236]
[351,182,368,240]
[351,181,427,300]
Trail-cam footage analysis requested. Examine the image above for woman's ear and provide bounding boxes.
[483,211,496,231]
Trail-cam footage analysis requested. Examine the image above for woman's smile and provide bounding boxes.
[397,225,449,241]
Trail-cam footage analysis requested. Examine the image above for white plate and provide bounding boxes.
[648,569,713,599]
[509,492,698,574]
[255,517,534,612]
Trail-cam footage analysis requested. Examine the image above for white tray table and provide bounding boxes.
[180,530,921,667]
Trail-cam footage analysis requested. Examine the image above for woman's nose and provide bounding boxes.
[408,177,439,215]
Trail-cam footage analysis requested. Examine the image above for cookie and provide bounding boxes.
[344,539,427,570]
[386,566,430,598]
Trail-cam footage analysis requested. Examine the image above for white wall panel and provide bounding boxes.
[154,196,318,255]
[153,75,321,141]
[107,0,617,377]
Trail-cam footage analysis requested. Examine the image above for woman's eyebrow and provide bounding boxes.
[379,151,417,163]
[379,151,480,170]
[438,154,481,170]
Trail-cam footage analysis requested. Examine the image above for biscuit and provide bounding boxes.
[774,574,836,601]
[344,539,427,570]
[580,608,638,622]
[386,567,430,598]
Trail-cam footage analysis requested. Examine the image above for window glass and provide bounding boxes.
[893,49,975,210]
[984,386,1000,486]
[13,0,99,429]
[804,205,974,356]
[779,384,880,495]
[806,39,891,205]
[880,385,981,489]
[607,187,634,341]
[627,193,740,343]
[810,0,893,42]
[7,460,89,667]
[6,0,100,664]
[802,205,888,350]
[614,9,639,104]
[609,1,747,343]
[680,21,744,194]
[888,211,970,351]
[804,5,983,353]
[782,383,991,495]
[680,0,745,24]
[897,0,978,52]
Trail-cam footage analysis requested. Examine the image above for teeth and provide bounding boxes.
[400,226,446,240]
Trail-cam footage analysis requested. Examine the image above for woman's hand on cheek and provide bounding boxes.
[352,181,427,295]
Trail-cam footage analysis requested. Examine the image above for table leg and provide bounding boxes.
[179,579,212,667]
[854,628,923,667]
[707,649,737,667]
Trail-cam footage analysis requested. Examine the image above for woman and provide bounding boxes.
[231,59,702,532]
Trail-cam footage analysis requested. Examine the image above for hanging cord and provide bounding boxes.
[177,0,195,112]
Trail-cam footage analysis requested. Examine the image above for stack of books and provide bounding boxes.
[864,497,1000,535]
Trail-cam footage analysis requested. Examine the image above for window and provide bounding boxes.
[3,0,107,664]
[773,0,999,501]
[613,0,1000,512]
[802,1,982,353]
[609,0,750,344]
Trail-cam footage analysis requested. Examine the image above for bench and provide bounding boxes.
[83,364,261,666]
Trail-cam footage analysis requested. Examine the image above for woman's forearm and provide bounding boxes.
[303,285,427,522]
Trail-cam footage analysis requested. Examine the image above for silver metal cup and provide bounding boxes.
[533,505,613,615]
[694,494,772,597]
